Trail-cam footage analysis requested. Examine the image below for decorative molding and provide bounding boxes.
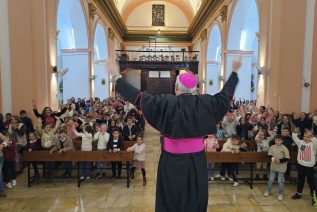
[108,28,115,40]
[200,29,207,41]
[152,4,165,26]
[225,50,254,55]
[60,49,90,53]
[220,5,228,22]
[255,32,260,41]
[94,0,126,37]
[94,59,107,64]
[88,3,97,20]
[55,29,60,40]
[188,0,224,39]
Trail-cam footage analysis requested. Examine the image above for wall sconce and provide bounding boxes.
[101,79,106,85]
[90,75,97,80]
[59,68,69,76]
[256,65,266,75]
[52,66,57,73]
[303,78,310,87]
[218,75,225,81]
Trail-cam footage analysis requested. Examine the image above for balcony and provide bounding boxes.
[116,50,200,74]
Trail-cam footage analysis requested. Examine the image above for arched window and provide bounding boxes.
[227,0,259,100]
[57,0,89,102]
[93,23,109,99]
[206,24,222,95]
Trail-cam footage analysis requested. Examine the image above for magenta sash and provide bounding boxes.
[163,137,204,154]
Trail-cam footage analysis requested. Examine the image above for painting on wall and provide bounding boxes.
[152,5,165,26]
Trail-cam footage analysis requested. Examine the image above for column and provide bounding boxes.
[199,29,207,94]
[310,0,317,111]
[46,0,59,110]
[0,0,12,113]
[266,0,307,113]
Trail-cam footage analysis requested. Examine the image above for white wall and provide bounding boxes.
[94,63,109,100]
[205,63,220,95]
[226,52,253,100]
[126,1,189,30]
[61,52,89,101]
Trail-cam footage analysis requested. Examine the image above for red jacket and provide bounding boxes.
[3,141,16,161]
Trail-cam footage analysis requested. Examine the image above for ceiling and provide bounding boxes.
[114,0,203,14]
[95,0,223,42]
[113,0,203,25]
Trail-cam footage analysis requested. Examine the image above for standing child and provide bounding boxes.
[74,125,94,180]
[280,127,296,179]
[215,135,241,187]
[94,124,110,179]
[50,129,74,177]
[255,130,273,180]
[27,132,41,183]
[204,134,219,181]
[291,128,317,206]
[2,134,17,189]
[215,123,226,139]
[127,136,146,185]
[264,134,290,201]
[107,128,124,178]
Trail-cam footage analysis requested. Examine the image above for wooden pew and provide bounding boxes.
[205,152,297,189]
[123,141,136,150]
[73,140,136,151]
[217,139,258,151]
[24,151,134,188]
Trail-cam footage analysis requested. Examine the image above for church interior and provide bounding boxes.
[0,0,317,211]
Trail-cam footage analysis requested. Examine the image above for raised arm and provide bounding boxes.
[116,78,142,105]
[203,59,241,123]
[292,132,302,147]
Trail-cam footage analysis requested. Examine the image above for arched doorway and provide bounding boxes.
[206,24,222,95]
[57,0,89,102]
[227,0,259,101]
[93,23,109,99]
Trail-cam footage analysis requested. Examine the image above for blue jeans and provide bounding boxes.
[0,156,5,193]
[267,170,285,194]
[208,162,215,177]
[80,162,92,177]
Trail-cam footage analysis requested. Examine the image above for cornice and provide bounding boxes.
[188,0,224,38]
[94,0,127,37]
[94,0,223,43]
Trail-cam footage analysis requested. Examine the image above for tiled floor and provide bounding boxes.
[0,125,316,212]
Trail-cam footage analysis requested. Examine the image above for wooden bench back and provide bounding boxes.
[206,152,297,163]
[24,151,134,162]
[73,138,136,151]
[217,139,258,151]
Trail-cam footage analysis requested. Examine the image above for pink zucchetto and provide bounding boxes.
[175,71,197,94]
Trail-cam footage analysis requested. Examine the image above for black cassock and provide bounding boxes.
[116,72,238,212]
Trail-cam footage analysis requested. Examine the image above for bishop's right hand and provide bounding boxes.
[232,57,242,72]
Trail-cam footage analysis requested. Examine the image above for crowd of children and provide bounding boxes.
[0,97,316,206]
[204,100,317,205]
[0,96,146,197]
